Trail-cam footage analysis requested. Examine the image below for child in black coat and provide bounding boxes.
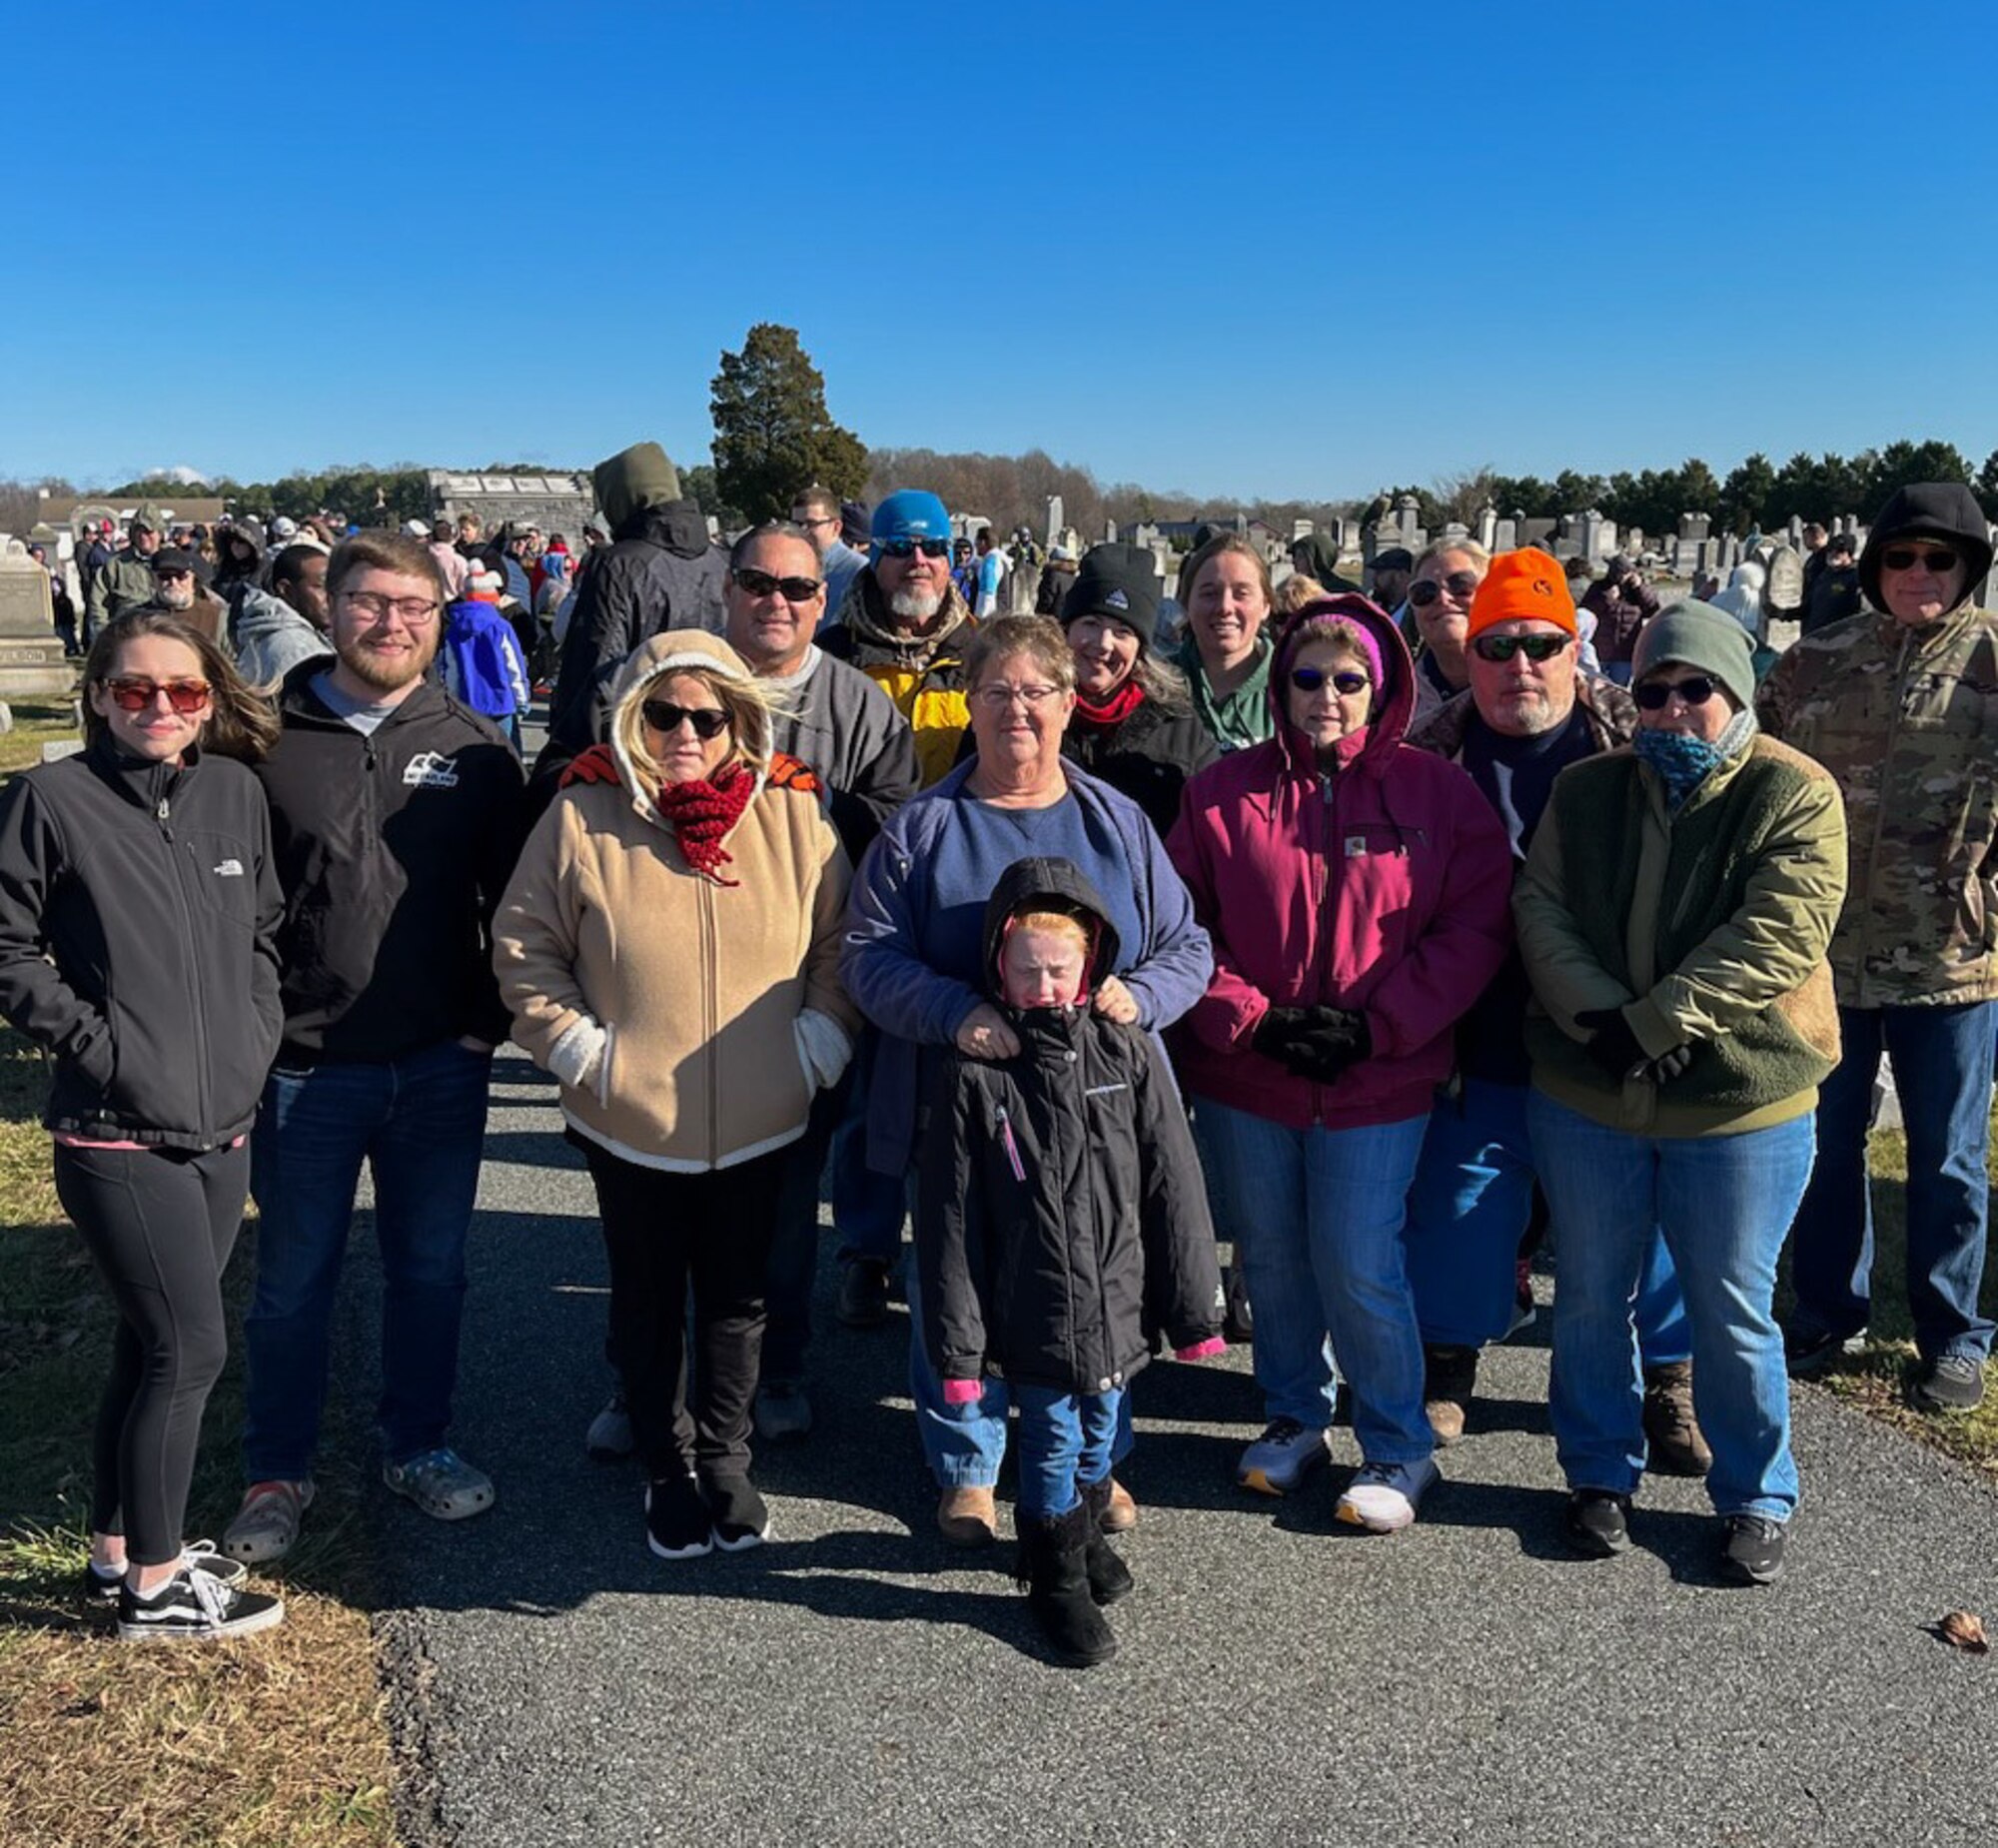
[916,855,1225,1667]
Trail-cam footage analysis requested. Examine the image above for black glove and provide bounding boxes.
[1575,1008,1646,1081]
[1257,1005,1370,1083]
[1251,1006,1313,1062]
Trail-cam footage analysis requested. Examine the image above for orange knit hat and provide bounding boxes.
[1466,546,1577,639]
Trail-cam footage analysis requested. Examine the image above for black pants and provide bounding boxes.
[583,1143,783,1481]
[54,1141,249,1565]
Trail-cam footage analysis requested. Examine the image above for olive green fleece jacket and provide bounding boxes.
[1514,733,1847,1137]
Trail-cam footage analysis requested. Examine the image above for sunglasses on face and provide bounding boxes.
[732,566,822,602]
[1289,665,1371,696]
[641,700,731,739]
[876,536,950,560]
[1880,544,1960,573]
[1634,674,1719,710]
[104,675,212,713]
[1407,570,1483,606]
[1473,632,1570,664]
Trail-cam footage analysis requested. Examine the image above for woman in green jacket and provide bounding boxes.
[1514,602,1846,1588]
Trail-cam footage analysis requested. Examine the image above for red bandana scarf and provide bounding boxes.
[652,760,754,886]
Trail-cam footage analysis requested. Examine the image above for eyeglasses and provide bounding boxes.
[153,568,193,582]
[339,589,440,625]
[1473,632,1570,664]
[1634,674,1719,710]
[1407,571,1483,607]
[792,513,838,530]
[1289,666,1371,696]
[103,675,212,713]
[732,566,823,602]
[1880,544,1960,573]
[973,683,1063,710]
[877,536,951,560]
[641,700,732,739]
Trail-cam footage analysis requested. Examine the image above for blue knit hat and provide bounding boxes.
[870,489,951,558]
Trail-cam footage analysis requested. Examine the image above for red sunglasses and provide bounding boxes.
[103,675,212,714]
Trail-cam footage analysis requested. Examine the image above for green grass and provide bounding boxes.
[0,694,81,775]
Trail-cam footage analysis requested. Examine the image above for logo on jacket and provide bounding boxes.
[403,752,461,789]
[212,857,245,877]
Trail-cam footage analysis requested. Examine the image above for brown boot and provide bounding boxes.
[1101,1477,1138,1533]
[1642,1361,1713,1476]
[1423,1344,1480,1447]
[936,1484,998,1547]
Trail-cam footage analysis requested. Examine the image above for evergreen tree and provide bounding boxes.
[710,325,867,522]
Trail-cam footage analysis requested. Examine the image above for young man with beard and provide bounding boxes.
[222,532,527,1565]
[820,489,978,785]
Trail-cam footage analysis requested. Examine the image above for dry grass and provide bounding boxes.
[0,1025,400,1848]
[0,695,81,775]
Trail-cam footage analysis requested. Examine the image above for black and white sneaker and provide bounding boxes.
[116,1563,285,1643]
[705,1476,772,1552]
[644,1475,713,1560]
[85,1541,247,1607]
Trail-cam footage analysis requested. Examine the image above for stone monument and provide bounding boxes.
[0,543,76,702]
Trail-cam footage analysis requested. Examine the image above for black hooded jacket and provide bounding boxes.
[1857,481,1994,613]
[914,856,1223,1395]
[0,737,283,1149]
[1062,697,1218,839]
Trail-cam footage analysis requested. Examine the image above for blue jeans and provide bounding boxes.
[1196,1099,1432,1463]
[831,1031,904,1269]
[1788,1001,1997,1363]
[1013,1385,1122,1517]
[761,1078,847,1385]
[1529,1091,1814,1520]
[1405,1078,1690,1360]
[243,1039,491,1477]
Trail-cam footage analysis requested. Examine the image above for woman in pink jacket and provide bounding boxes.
[1167,594,1512,1531]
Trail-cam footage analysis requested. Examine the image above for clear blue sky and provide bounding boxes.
[9,0,1997,501]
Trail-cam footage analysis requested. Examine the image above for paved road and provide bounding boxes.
[354,1055,1998,1848]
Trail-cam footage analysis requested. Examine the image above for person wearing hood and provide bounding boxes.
[916,856,1225,1666]
[1760,482,1998,1415]
[230,543,335,692]
[496,629,859,1561]
[442,568,531,749]
[1516,603,1846,1584]
[1166,594,1513,1532]
[820,489,978,784]
[1289,530,1365,599]
[546,442,729,754]
[1799,529,1861,635]
[215,517,267,594]
[1175,533,1280,752]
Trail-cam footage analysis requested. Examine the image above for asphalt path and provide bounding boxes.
[335,1051,1998,1848]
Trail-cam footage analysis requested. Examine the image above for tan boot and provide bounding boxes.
[1641,1361,1713,1475]
[1101,1477,1138,1533]
[936,1484,998,1547]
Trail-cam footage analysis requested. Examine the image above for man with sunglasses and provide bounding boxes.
[222,532,527,1566]
[1760,482,1998,1414]
[1404,551,1707,1468]
[819,488,977,786]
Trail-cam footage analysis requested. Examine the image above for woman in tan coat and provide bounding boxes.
[496,629,859,1560]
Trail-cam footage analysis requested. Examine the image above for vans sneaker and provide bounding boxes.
[1237,1417,1331,1496]
[117,1564,285,1644]
[1335,1456,1440,1533]
[86,1542,247,1606]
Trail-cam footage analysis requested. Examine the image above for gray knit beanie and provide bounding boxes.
[1631,600,1758,712]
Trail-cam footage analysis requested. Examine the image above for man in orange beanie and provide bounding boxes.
[1402,546,1706,1483]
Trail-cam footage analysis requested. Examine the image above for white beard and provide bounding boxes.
[888,585,943,624]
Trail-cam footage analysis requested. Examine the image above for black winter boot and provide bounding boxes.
[1015,1503,1118,1667]
[1078,1477,1134,1606]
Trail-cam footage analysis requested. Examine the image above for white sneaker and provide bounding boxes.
[1336,1457,1440,1533]
[1237,1417,1331,1496]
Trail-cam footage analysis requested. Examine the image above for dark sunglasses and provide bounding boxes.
[876,536,950,560]
[1633,675,1719,710]
[732,565,822,602]
[1407,570,1482,606]
[641,700,731,739]
[1880,544,1960,573]
[103,675,212,713]
[1290,665,1371,696]
[1473,632,1570,664]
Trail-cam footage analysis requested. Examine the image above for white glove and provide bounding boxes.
[547,1014,609,1097]
[793,1008,853,1092]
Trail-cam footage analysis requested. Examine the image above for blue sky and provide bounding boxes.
[9,0,1997,501]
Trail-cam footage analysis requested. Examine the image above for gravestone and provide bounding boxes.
[1578,508,1616,564]
[1677,512,1711,543]
[0,546,74,698]
[1103,518,1118,543]
[1045,494,1064,549]
[1477,503,1498,551]
[1761,543,1805,613]
[1493,516,1518,553]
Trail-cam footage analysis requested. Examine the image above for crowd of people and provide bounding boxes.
[4,451,1992,1668]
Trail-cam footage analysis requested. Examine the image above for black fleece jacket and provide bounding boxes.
[0,738,283,1149]
[914,856,1223,1395]
[255,667,527,1063]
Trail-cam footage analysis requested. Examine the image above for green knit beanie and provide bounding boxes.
[1631,600,1758,711]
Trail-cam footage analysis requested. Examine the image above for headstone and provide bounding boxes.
[1578,508,1616,564]
[1762,543,1805,613]
[1677,512,1711,543]
[0,547,72,696]
[1292,519,1316,544]
[1044,494,1064,549]
[1103,518,1118,543]
[1440,521,1471,545]
[1493,517,1518,553]
[1672,537,1700,578]
[1477,503,1498,552]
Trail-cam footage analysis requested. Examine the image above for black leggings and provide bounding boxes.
[54,1141,249,1565]
[583,1144,783,1481]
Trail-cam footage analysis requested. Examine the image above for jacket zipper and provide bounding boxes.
[994,1104,1026,1182]
[1313,774,1338,1128]
[156,780,215,1145]
[699,876,719,1165]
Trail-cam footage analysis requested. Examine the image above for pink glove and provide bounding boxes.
[1175,1337,1228,1362]
[941,1377,983,1405]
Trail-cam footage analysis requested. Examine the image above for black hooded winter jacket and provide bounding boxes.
[914,856,1224,1395]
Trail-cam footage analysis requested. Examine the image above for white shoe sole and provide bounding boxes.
[645,1530,713,1560]
[712,1521,772,1553]
[117,1598,287,1644]
[1336,1495,1417,1533]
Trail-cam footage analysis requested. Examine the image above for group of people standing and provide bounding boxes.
[4,460,1991,1667]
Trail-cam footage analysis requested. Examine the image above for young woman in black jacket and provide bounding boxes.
[0,610,287,1643]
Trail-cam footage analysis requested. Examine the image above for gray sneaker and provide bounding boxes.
[1908,1353,1988,1414]
[222,1479,316,1564]
[383,1448,496,1521]
[753,1382,813,1442]
[586,1390,634,1460]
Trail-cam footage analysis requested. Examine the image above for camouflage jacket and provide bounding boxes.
[1757,599,1998,1007]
